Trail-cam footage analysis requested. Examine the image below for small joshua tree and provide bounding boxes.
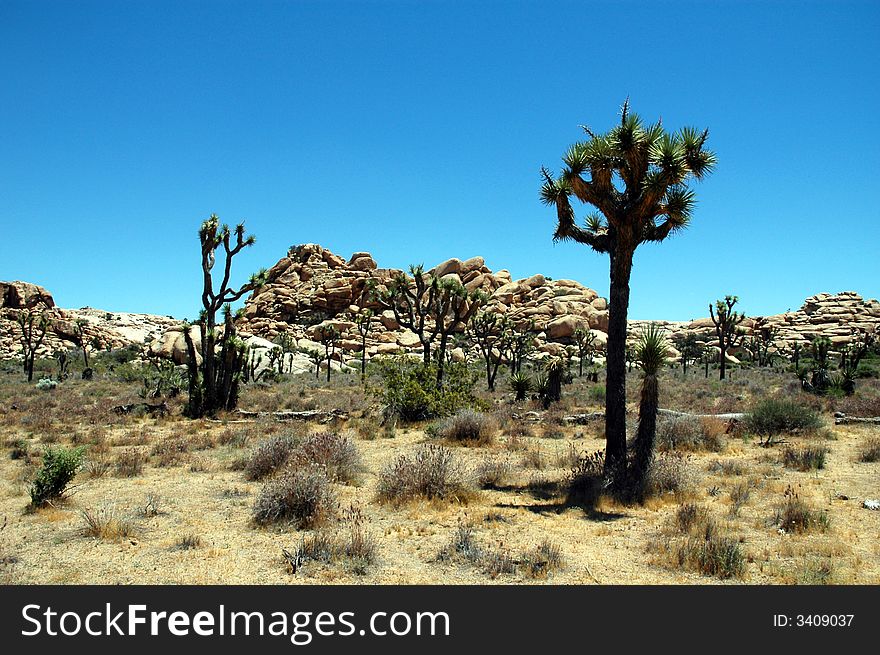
[672,331,700,376]
[316,324,340,383]
[805,336,832,394]
[467,311,507,391]
[273,331,297,374]
[353,309,374,382]
[748,317,779,367]
[542,357,564,409]
[839,327,876,395]
[183,214,267,418]
[72,318,93,379]
[431,280,486,386]
[373,265,484,386]
[373,264,438,366]
[17,310,49,382]
[626,324,668,502]
[709,295,745,380]
[500,320,537,375]
[54,348,71,381]
[573,327,596,376]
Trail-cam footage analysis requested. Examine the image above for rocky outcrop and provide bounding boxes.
[236,244,609,364]
[4,254,877,373]
[0,282,181,363]
[630,291,880,359]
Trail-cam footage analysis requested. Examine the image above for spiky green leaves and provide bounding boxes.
[636,324,668,376]
[541,102,715,251]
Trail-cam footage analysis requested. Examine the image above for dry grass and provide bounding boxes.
[0,366,878,585]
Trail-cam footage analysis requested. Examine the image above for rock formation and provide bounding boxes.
[2,248,878,372]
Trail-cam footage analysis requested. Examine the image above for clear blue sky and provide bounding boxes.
[2,0,878,321]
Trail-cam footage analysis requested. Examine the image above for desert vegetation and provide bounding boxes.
[0,107,878,586]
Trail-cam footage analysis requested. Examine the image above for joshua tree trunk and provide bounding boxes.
[719,346,727,380]
[604,246,633,486]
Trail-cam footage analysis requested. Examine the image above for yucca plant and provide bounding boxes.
[627,324,668,500]
[541,100,715,486]
[510,371,532,401]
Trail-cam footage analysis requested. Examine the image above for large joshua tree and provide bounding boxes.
[183,215,267,418]
[541,100,715,487]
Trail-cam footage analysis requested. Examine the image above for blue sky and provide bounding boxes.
[1,0,878,321]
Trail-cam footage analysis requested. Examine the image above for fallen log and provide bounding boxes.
[562,412,605,425]
[231,408,348,423]
[834,415,880,425]
[657,409,746,420]
[561,409,745,425]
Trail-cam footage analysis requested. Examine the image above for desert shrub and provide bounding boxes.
[481,548,517,578]
[8,438,29,460]
[674,503,708,533]
[588,385,606,403]
[435,524,563,579]
[83,455,111,478]
[554,443,582,469]
[282,505,376,575]
[678,532,745,579]
[252,464,336,528]
[431,409,496,446]
[665,505,745,579]
[142,493,162,517]
[341,505,377,573]
[376,444,472,504]
[175,533,203,550]
[436,523,483,564]
[189,455,211,472]
[708,459,747,476]
[151,436,190,467]
[475,456,512,488]
[774,486,829,534]
[520,540,564,579]
[656,415,725,452]
[35,378,57,391]
[646,452,696,497]
[519,447,546,470]
[217,426,254,448]
[782,445,828,471]
[114,448,146,477]
[744,398,821,442]
[857,438,880,463]
[292,432,362,483]
[729,480,753,516]
[375,358,484,422]
[80,505,138,540]
[245,434,299,481]
[29,446,84,507]
[796,558,836,585]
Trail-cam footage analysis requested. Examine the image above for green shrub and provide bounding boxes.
[375,358,484,422]
[744,398,821,442]
[35,378,57,391]
[588,385,606,403]
[29,446,85,507]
